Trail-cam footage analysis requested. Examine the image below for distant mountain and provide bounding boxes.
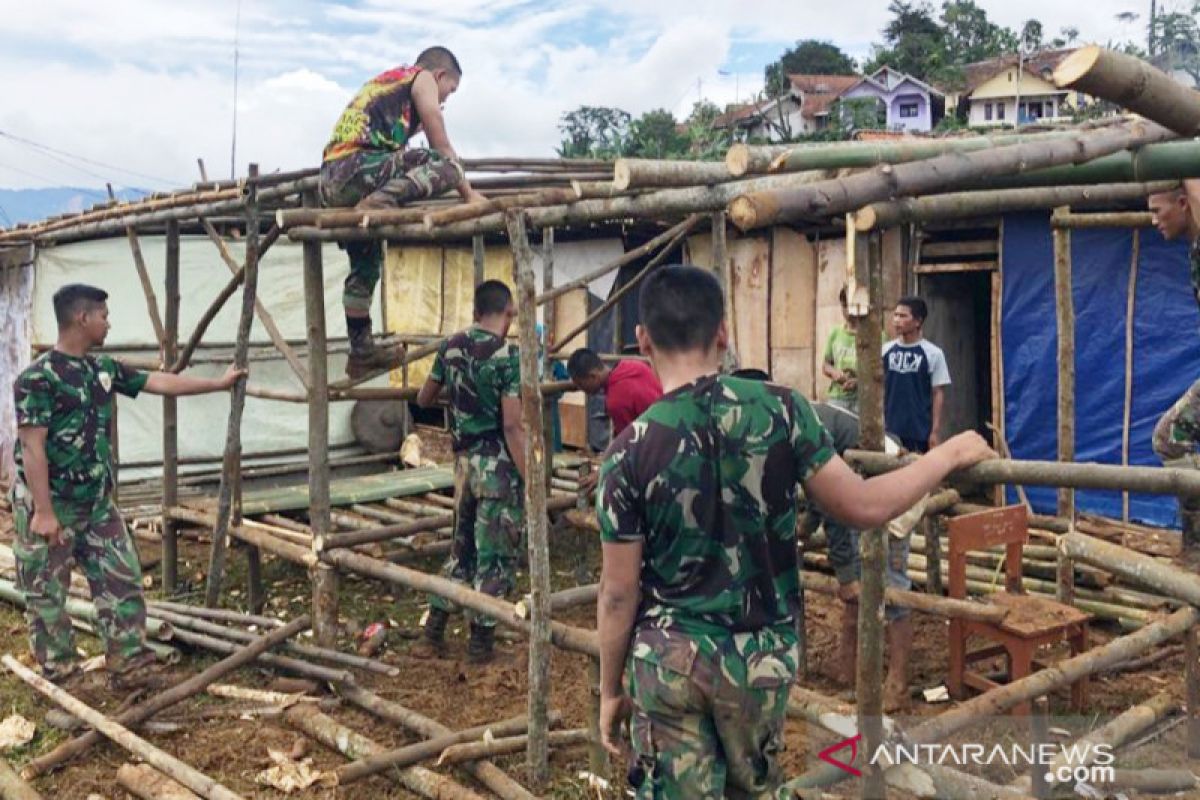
[0,187,147,228]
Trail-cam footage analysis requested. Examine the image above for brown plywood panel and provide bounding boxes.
[770,228,816,350]
[553,287,591,368]
[771,348,814,397]
[560,402,588,450]
[730,236,770,371]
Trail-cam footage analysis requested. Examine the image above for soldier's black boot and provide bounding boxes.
[345,318,405,379]
[411,608,449,659]
[467,623,495,664]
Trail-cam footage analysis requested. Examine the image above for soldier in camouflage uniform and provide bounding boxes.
[596,266,994,798]
[1148,182,1200,545]
[320,45,485,379]
[414,280,525,663]
[12,284,243,686]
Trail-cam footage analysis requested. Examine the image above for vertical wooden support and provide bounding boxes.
[161,221,181,596]
[303,189,337,648]
[1030,697,1051,799]
[711,212,735,371]
[1122,231,1140,522]
[542,228,556,489]
[1052,213,1075,520]
[472,235,486,287]
[242,168,263,614]
[205,167,261,606]
[854,232,886,800]
[1057,527,1076,607]
[1187,626,1200,758]
[586,657,609,776]
[923,517,942,595]
[205,165,260,609]
[126,229,167,357]
[506,210,551,789]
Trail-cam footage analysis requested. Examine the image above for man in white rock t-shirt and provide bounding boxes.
[882,296,951,453]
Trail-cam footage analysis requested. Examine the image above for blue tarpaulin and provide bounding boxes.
[1001,211,1199,527]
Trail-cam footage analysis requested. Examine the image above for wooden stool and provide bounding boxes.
[946,506,1091,715]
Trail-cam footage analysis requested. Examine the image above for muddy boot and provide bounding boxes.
[466,623,495,664]
[346,320,406,379]
[108,653,172,692]
[410,608,449,659]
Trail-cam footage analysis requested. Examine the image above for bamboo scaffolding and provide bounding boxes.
[338,685,535,800]
[855,181,1176,230]
[3,656,245,800]
[283,704,486,800]
[729,121,1175,230]
[162,220,181,593]
[22,617,310,778]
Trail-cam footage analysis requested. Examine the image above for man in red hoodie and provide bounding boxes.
[568,348,663,437]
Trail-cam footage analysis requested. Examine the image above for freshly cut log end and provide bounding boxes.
[729,194,768,231]
[725,144,751,178]
[1052,45,1102,88]
[853,207,878,232]
[612,160,633,191]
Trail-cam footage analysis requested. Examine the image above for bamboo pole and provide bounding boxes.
[854,230,886,800]
[171,226,281,373]
[166,628,350,684]
[801,571,1007,622]
[1051,210,1154,228]
[1054,46,1200,136]
[162,220,181,595]
[438,729,589,766]
[23,617,310,778]
[543,227,556,492]
[1122,230,1139,521]
[712,211,732,368]
[724,143,798,177]
[1188,627,1200,758]
[1060,531,1200,606]
[424,188,577,228]
[321,549,599,656]
[204,168,260,609]
[126,227,167,356]
[855,181,1177,231]
[0,758,41,800]
[200,218,309,386]
[146,600,284,628]
[846,450,1200,496]
[338,685,535,800]
[729,121,1175,230]
[337,714,542,784]
[3,656,245,800]
[117,763,201,800]
[284,705,486,800]
[318,513,454,550]
[549,214,700,354]
[508,211,552,789]
[166,506,317,566]
[1053,215,1075,519]
[612,158,730,190]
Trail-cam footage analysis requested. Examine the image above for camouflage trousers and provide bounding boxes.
[11,486,151,676]
[429,453,524,628]
[627,626,797,799]
[320,149,465,315]
[1153,377,1200,463]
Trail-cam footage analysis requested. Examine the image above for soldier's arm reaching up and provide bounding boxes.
[143,365,245,396]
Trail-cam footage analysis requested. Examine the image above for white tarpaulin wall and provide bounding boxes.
[29,235,384,468]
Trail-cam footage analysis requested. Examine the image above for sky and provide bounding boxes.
[0,0,1162,191]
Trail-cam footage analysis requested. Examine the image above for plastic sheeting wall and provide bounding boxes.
[0,262,34,485]
[1001,212,1200,526]
[28,236,385,470]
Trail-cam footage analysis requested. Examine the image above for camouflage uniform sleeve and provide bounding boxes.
[501,344,520,398]
[789,390,836,482]
[429,340,449,384]
[103,356,149,398]
[596,434,645,544]
[14,367,53,429]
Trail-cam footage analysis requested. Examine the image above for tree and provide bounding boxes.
[1151,3,1200,85]
[555,106,631,159]
[627,109,688,159]
[764,40,857,95]
[682,100,731,160]
[940,0,1017,65]
[1020,19,1044,52]
[862,0,947,80]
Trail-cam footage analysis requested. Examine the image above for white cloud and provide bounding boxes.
[0,0,1165,190]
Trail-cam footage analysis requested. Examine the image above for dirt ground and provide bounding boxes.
[0,503,1195,799]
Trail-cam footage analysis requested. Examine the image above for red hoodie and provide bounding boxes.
[605,360,663,435]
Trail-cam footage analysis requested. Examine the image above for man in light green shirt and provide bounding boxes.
[822,287,858,412]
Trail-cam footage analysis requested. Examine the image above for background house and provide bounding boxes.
[714,74,858,141]
[946,49,1089,126]
[838,67,944,133]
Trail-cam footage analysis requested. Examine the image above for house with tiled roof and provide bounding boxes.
[713,73,859,140]
[945,49,1093,126]
[838,67,945,132]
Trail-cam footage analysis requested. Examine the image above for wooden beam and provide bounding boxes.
[1054,46,1200,136]
[914,261,997,274]
[126,227,167,357]
[1051,211,1154,228]
[919,240,998,258]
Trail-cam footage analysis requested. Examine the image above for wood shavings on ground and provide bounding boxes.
[0,714,34,749]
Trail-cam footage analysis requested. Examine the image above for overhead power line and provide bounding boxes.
[0,128,180,187]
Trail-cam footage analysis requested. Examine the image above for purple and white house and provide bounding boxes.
[838,67,945,133]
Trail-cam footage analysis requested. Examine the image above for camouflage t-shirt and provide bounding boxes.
[430,326,520,459]
[13,351,148,509]
[597,374,835,641]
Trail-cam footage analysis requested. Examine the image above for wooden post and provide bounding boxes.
[243,171,263,614]
[1187,626,1200,758]
[162,220,181,595]
[204,165,260,609]
[303,188,337,648]
[1122,231,1140,521]
[506,210,551,789]
[854,231,886,799]
[712,211,736,371]
[923,517,942,595]
[542,228,556,491]
[586,657,609,776]
[1052,211,1075,519]
[1030,697,1051,799]
[472,234,486,287]
[126,228,167,358]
